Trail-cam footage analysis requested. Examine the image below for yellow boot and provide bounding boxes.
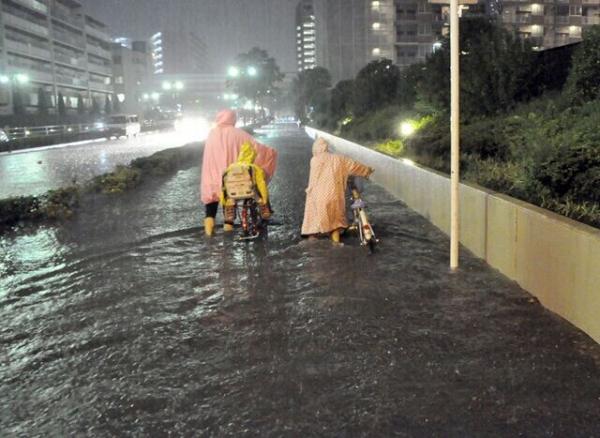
[331,229,340,243]
[204,217,215,236]
[223,223,234,232]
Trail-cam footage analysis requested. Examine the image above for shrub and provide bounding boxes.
[566,25,600,103]
[375,139,405,157]
[528,144,600,204]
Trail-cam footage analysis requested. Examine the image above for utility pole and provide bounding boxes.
[429,0,476,269]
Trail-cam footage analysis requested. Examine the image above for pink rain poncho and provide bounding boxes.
[200,110,277,205]
[301,138,372,236]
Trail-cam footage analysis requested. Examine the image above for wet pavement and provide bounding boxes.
[0,130,200,199]
[1,124,599,436]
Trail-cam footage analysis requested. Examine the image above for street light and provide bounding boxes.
[174,81,184,90]
[162,81,172,91]
[0,75,9,84]
[15,73,29,84]
[227,66,240,77]
[400,121,416,137]
[151,92,160,101]
[247,66,258,77]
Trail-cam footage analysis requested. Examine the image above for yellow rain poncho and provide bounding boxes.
[220,141,269,206]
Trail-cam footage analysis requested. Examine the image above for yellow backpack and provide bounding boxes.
[223,164,255,200]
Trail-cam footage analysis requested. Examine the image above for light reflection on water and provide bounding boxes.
[1,126,599,436]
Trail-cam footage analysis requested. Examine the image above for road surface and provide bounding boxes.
[0,130,200,199]
[1,124,599,436]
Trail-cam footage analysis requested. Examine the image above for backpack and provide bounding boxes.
[223,164,255,200]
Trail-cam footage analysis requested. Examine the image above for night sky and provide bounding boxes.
[80,0,298,74]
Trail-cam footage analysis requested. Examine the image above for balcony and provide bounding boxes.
[55,74,88,88]
[53,30,85,50]
[54,52,86,69]
[13,0,48,14]
[88,63,112,76]
[51,7,83,29]
[85,24,110,42]
[582,16,600,24]
[7,67,54,84]
[5,39,52,61]
[88,79,112,92]
[86,44,110,59]
[3,11,50,38]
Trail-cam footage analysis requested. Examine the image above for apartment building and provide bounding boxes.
[112,40,152,114]
[500,0,600,49]
[294,0,396,82]
[150,30,209,76]
[0,0,114,116]
[295,0,317,72]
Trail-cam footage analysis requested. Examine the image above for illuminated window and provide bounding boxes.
[372,47,381,55]
[372,22,381,30]
[372,1,380,10]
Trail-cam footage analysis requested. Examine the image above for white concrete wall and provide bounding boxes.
[306,128,600,344]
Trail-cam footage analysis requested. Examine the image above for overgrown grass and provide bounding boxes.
[0,143,203,231]
[325,95,600,229]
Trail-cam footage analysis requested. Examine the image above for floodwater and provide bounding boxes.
[1,124,599,436]
[0,130,199,199]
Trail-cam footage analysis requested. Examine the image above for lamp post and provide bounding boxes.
[429,0,476,270]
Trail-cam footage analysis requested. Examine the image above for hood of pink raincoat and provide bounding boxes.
[215,109,237,127]
[312,137,329,156]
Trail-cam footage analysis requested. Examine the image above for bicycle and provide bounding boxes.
[238,198,263,240]
[348,178,378,253]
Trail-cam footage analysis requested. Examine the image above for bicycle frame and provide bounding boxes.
[349,180,378,252]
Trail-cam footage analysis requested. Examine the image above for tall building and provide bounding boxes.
[295,0,317,72]
[0,0,114,116]
[499,0,600,49]
[150,30,209,76]
[316,0,397,82]
[112,40,152,114]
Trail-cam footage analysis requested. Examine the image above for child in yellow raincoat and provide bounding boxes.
[220,141,271,227]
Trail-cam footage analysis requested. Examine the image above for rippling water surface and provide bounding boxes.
[2,125,599,436]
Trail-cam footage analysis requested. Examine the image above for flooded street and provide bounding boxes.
[1,125,599,436]
[0,130,200,199]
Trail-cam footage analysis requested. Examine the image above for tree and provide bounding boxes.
[396,62,422,109]
[57,92,66,118]
[566,26,600,103]
[12,88,25,116]
[227,47,284,111]
[328,79,354,124]
[77,94,86,116]
[352,59,400,116]
[37,87,50,116]
[112,95,121,113]
[418,18,536,117]
[90,97,101,116]
[291,67,332,122]
[104,95,112,115]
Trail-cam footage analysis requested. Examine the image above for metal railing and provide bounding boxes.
[3,123,104,141]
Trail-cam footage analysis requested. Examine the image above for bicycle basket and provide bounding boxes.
[223,164,255,200]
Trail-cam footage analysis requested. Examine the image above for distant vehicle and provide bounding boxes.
[105,114,141,139]
[0,128,9,142]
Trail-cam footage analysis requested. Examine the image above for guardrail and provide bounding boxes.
[3,123,104,140]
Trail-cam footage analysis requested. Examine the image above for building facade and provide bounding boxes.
[0,0,114,116]
[499,0,600,49]
[111,40,152,114]
[150,30,208,76]
[295,0,317,72]
[295,0,396,83]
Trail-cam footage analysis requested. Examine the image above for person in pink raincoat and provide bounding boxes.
[301,137,373,243]
[201,109,277,235]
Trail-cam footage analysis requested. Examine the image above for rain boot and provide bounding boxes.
[331,229,340,243]
[204,217,215,236]
[223,223,234,232]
